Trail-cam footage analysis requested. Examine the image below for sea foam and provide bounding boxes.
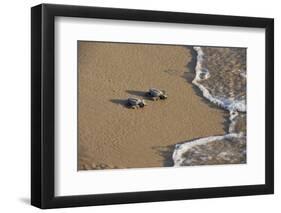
[173,133,244,166]
[192,47,246,113]
[172,47,247,166]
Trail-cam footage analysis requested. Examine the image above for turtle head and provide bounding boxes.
[139,100,147,107]
[139,103,145,108]
[160,94,168,99]
[160,90,168,99]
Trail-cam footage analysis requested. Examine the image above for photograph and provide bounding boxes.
[30,2,274,209]
[78,41,247,170]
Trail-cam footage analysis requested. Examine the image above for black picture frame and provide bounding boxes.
[31,3,274,209]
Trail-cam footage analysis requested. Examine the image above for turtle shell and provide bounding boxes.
[149,88,163,97]
[128,97,141,106]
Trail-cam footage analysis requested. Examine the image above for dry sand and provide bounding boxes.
[78,41,228,170]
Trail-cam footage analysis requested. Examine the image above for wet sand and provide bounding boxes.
[78,42,227,170]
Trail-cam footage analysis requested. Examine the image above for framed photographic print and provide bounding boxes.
[31,3,274,209]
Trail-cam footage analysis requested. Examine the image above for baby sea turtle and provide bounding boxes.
[147,88,168,101]
[127,97,147,109]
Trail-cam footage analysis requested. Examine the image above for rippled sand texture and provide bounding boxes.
[78,42,227,170]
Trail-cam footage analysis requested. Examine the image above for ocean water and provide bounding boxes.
[173,46,247,166]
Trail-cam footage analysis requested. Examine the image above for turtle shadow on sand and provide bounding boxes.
[110,99,130,108]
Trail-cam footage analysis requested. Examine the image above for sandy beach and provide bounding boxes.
[78,42,228,170]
